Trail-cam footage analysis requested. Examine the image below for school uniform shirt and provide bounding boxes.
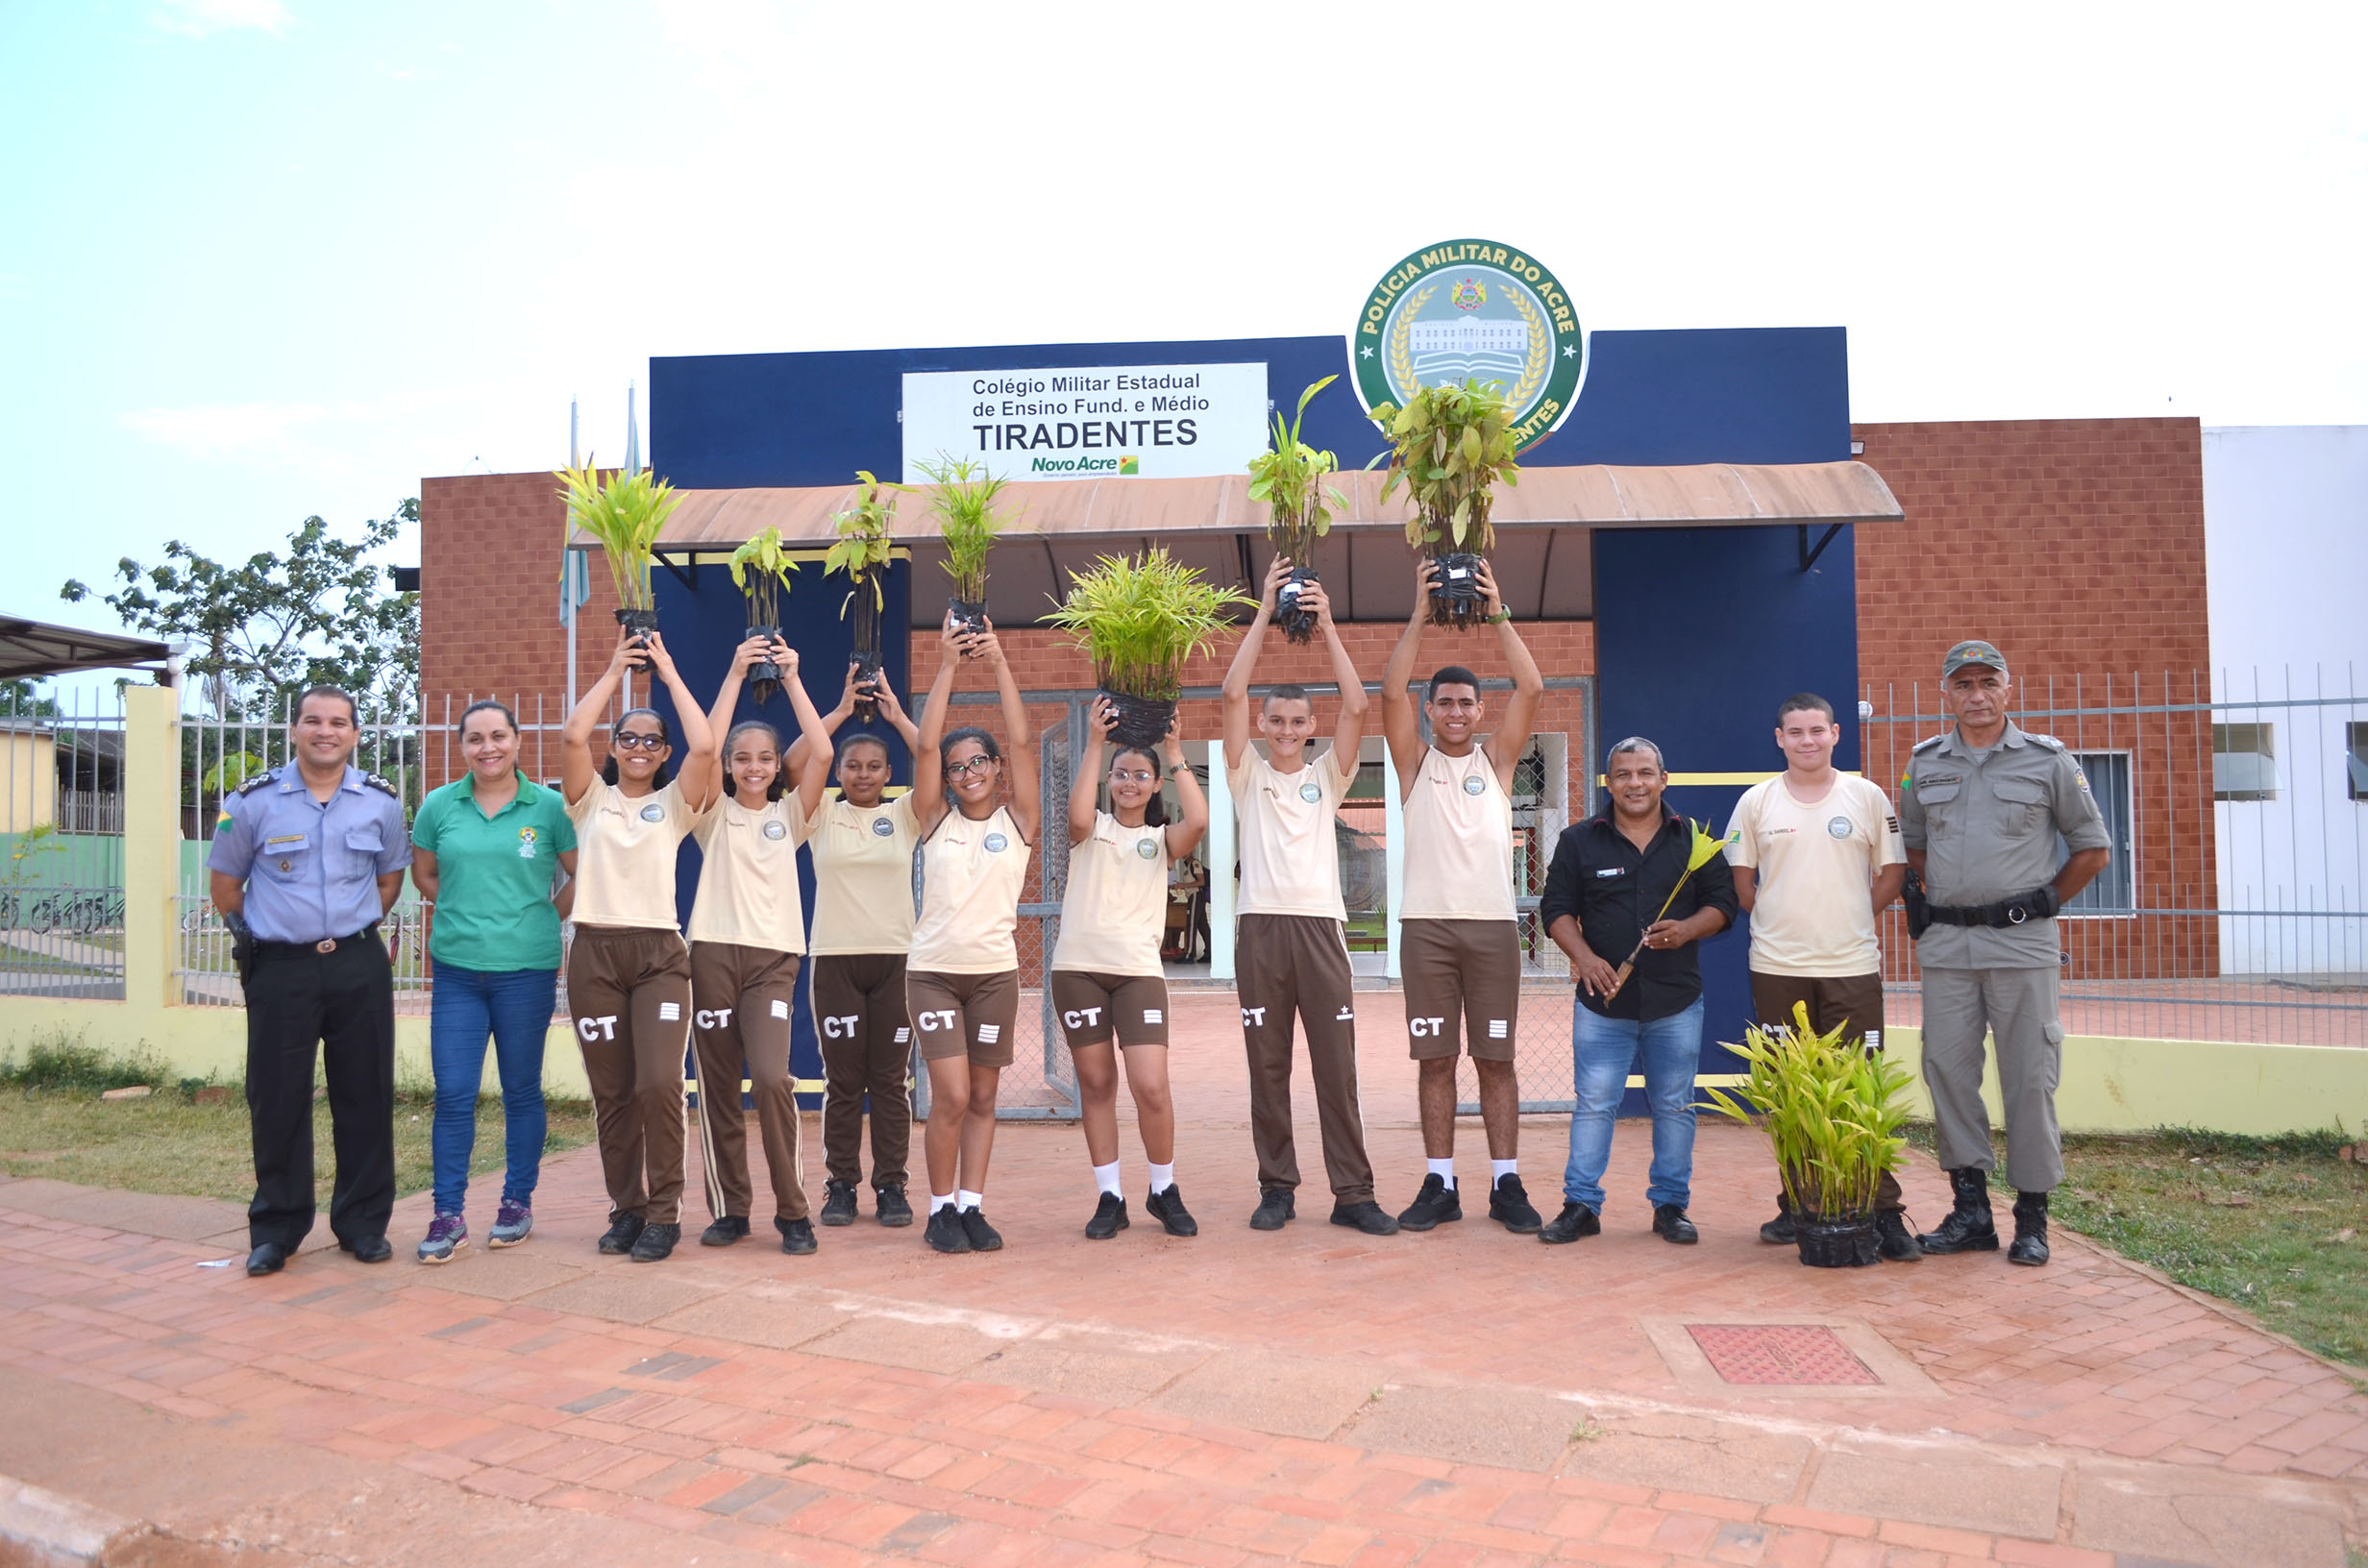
[688,794,812,954]
[1050,811,1170,978]
[1227,746,1354,922]
[1723,773,1907,978]
[563,778,696,930]
[1538,805,1739,1022]
[908,805,1031,974]
[803,792,919,956]
[1398,746,1515,921]
[411,772,577,971]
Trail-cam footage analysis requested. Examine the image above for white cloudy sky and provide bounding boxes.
[5,0,2364,642]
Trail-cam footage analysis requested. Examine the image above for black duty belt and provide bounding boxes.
[255,925,381,957]
[1925,894,2054,928]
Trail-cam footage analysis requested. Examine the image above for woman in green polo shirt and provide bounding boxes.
[410,698,580,1263]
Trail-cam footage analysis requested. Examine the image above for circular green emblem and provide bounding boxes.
[1349,238,1585,453]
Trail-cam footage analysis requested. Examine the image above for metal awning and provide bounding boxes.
[0,617,173,680]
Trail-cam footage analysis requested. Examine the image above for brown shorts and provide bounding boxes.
[1748,970,1887,1049]
[1400,919,1521,1061]
[1049,970,1171,1049]
[905,968,1020,1067]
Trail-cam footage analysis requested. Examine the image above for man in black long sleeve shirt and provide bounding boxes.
[1536,738,1738,1245]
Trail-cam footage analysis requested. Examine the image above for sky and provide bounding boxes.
[5,0,2365,648]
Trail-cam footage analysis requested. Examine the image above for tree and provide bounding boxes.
[62,502,420,723]
[0,679,60,718]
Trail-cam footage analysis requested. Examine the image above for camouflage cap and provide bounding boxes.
[1941,639,2007,678]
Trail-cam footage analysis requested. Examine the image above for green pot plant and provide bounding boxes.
[915,453,1015,639]
[1366,377,1521,630]
[728,525,798,703]
[1246,375,1346,644]
[1699,1001,1914,1269]
[1045,549,1254,748]
[824,469,905,721]
[556,458,682,644]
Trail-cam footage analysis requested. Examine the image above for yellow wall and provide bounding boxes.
[0,731,58,835]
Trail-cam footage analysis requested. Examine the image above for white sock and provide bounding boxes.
[1492,1159,1518,1184]
[957,1188,983,1213]
[1093,1161,1122,1198]
[928,1191,954,1213]
[1427,1157,1456,1189]
[1147,1162,1174,1194]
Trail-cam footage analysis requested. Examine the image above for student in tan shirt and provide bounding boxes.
[683,635,834,1257]
[558,625,720,1264]
[1050,699,1209,1241]
[909,616,1040,1255]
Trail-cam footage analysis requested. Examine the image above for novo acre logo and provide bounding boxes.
[1350,239,1585,452]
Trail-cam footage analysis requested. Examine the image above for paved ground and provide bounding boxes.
[1,993,2363,1566]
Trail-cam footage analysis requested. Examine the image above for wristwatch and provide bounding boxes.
[1487,608,1513,625]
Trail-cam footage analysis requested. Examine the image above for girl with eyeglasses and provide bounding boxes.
[1049,699,1208,1240]
[559,626,720,1263]
[908,615,1039,1254]
[680,636,834,1256]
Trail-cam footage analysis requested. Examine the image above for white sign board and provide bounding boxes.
[900,361,1269,484]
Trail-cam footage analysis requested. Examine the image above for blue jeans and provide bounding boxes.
[429,965,556,1215]
[1562,998,1704,1214]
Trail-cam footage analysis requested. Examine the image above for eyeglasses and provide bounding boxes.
[1109,769,1156,785]
[613,733,668,751]
[944,756,997,778]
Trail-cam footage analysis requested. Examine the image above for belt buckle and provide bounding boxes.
[314,938,338,954]
[2006,906,2027,925]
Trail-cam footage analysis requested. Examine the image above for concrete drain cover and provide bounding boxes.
[1685,1324,1880,1386]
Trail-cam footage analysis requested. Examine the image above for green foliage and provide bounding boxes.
[1246,377,1347,566]
[824,471,907,629]
[1045,551,1255,702]
[728,526,799,626]
[0,680,59,717]
[3,822,63,893]
[200,752,264,800]
[0,1031,167,1093]
[914,454,1014,601]
[1699,1002,1912,1220]
[556,461,679,615]
[1366,378,1522,552]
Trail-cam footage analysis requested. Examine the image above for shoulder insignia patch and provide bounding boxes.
[234,769,279,796]
[1911,735,1945,753]
[2024,732,2064,751]
[363,772,402,797]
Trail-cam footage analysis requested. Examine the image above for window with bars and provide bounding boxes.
[2058,751,2134,914]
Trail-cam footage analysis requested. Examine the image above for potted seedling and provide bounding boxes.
[1046,550,1254,748]
[1700,1003,1913,1268]
[1246,375,1346,645]
[916,453,1014,639]
[556,458,681,645]
[1366,378,1520,630]
[728,525,798,702]
[825,469,904,720]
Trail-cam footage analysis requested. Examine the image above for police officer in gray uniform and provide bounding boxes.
[1899,641,2110,1265]
[207,686,412,1277]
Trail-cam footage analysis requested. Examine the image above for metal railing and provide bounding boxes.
[0,686,128,1000]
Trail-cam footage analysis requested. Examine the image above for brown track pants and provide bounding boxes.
[566,924,693,1226]
[808,952,913,1191]
[689,941,807,1224]
[1235,913,1374,1206]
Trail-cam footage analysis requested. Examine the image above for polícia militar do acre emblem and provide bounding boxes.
[1349,239,1585,453]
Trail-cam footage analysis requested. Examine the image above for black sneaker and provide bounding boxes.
[629,1222,680,1262]
[1248,1188,1295,1231]
[875,1186,914,1228]
[924,1205,971,1254]
[1329,1201,1400,1237]
[818,1179,858,1228]
[1489,1174,1543,1234]
[1875,1210,1923,1262]
[959,1208,1003,1252]
[1651,1204,1699,1244]
[598,1212,646,1256]
[776,1216,817,1256]
[700,1215,750,1247]
[1396,1174,1462,1231]
[1145,1185,1198,1237]
[1084,1192,1129,1240]
[1538,1201,1601,1244]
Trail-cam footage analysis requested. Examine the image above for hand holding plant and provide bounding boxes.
[1604,820,1732,999]
[1046,549,1254,749]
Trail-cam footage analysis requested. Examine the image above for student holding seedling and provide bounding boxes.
[1050,699,1209,1240]
[1379,557,1546,1236]
[558,626,719,1263]
[796,661,924,1229]
[681,636,834,1257]
[1221,555,1395,1237]
[908,615,1040,1254]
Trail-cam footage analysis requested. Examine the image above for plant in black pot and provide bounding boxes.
[556,458,680,645]
[1246,376,1346,645]
[824,469,905,721]
[915,453,1014,640]
[1700,1002,1914,1269]
[728,525,798,704]
[1046,550,1254,749]
[1365,378,1520,630]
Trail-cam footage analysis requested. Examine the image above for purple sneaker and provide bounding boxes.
[417,1212,468,1264]
[488,1198,533,1248]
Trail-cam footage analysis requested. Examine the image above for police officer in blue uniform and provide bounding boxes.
[208,686,413,1276]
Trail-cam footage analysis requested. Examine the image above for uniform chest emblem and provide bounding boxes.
[761,820,787,840]
[984,832,1008,853]
[1298,782,1321,803]
[278,859,293,872]
[1462,774,1486,796]
[518,826,539,858]
[871,818,894,836]
[1826,816,1853,839]
[639,803,665,822]
[1134,838,1159,859]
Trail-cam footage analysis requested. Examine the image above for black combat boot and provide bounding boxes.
[2008,1191,2050,1266]
[1759,1193,1796,1245]
[1914,1166,1999,1254]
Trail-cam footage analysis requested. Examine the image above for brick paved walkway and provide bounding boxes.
[0,994,2360,1566]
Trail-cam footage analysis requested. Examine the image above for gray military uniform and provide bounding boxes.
[1899,723,2109,1190]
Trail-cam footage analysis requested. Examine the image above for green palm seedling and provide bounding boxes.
[1246,376,1347,644]
[556,458,682,643]
[728,526,798,701]
[915,453,1015,636]
[824,470,907,717]
[1365,378,1521,630]
[1047,551,1254,747]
